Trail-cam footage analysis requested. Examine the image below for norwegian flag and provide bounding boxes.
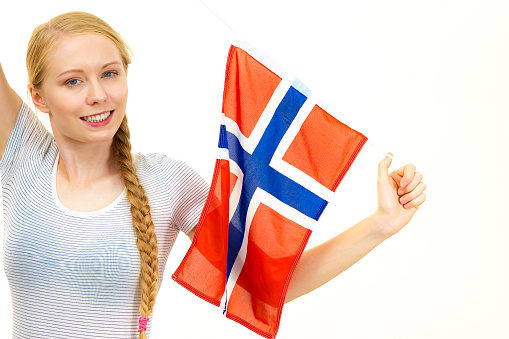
[172,41,367,338]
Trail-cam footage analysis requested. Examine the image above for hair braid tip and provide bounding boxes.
[138,315,149,333]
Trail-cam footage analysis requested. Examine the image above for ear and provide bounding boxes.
[28,84,50,113]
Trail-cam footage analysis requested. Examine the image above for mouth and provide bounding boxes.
[80,110,114,123]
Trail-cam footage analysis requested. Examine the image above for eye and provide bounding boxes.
[66,78,81,87]
[103,71,118,78]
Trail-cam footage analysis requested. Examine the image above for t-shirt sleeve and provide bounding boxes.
[166,159,209,235]
[0,102,53,185]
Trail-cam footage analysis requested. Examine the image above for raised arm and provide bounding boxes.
[285,155,426,303]
[0,63,23,160]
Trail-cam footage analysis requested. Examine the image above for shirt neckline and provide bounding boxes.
[52,152,127,217]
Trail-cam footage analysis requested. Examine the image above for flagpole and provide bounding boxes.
[198,0,238,35]
[367,140,393,159]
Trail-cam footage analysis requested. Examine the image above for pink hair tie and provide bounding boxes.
[138,316,149,333]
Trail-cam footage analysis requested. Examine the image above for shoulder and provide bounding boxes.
[1,102,56,181]
[133,153,209,234]
[133,153,207,187]
[134,153,193,176]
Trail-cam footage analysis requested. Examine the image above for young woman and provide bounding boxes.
[0,11,426,339]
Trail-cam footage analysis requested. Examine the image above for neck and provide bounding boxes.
[56,137,120,185]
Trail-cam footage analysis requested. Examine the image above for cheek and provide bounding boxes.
[109,81,128,105]
[110,83,128,124]
[46,89,83,115]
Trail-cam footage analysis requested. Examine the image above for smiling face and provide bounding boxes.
[30,33,128,147]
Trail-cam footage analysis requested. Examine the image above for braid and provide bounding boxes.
[113,115,159,339]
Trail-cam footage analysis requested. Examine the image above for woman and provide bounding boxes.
[0,11,426,339]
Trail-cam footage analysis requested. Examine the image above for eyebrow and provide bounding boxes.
[57,61,123,78]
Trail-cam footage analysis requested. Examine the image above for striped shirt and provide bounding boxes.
[0,103,209,338]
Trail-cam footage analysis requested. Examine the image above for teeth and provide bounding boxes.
[83,111,111,123]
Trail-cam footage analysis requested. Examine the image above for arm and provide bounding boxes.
[285,155,426,303]
[0,63,23,160]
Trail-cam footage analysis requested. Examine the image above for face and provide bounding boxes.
[31,33,128,147]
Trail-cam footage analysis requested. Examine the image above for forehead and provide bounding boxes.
[46,34,123,74]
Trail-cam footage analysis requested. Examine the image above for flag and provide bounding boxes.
[172,40,368,338]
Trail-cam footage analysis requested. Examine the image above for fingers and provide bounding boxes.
[399,163,416,190]
[399,181,427,208]
[377,153,393,185]
[403,192,426,209]
[398,171,423,196]
[390,163,420,192]
[388,159,427,209]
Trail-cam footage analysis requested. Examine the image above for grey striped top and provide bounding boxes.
[1,103,209,338]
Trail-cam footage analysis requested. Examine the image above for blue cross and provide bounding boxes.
[220,85,328,280]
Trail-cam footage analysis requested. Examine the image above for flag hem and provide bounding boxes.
[332,135,369,192]
[172,273,221,307]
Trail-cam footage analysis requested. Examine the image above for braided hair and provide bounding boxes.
[113,116,159,338]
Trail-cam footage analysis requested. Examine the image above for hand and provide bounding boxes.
[375,154,426,237]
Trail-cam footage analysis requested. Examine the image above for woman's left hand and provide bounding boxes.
[375,154,427,237]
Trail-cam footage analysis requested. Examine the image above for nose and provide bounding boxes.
[86,79,107,105]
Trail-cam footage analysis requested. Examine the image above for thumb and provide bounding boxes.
[377,153,393,185]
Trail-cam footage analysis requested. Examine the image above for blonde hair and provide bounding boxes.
[26,11,158,338]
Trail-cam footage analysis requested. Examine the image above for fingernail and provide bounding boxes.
[400,197,407,204]
[398,189,404,195]
[401,181,407,188]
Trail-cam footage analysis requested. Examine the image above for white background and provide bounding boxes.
[1,1,508,338]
